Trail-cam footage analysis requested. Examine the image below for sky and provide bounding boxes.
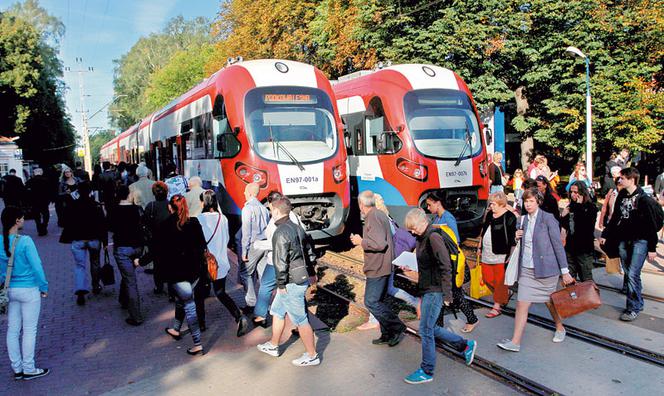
[1,0,220,136]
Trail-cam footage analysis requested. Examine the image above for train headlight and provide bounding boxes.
[396,158,428,182]
[235,162,268,188]
[332,163,346,183]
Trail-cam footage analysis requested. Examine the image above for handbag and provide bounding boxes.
[550,280,601,319]
[605,257,621,274]
[204,213,221,281]
[504,217,524,286]
[100,247,115,286]
[469,254,492,299]
[0,235,21,314]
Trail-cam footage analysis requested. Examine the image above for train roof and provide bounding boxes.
[333,64,463,91]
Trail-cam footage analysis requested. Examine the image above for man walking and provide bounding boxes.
[184,176,205,217]
[351,190,406,346]
[257,197,319,366]
[2,169,25,208]
[237,182,270,312]
[601,167,662,321]
[128,165,155,209]
[25,168,52,236]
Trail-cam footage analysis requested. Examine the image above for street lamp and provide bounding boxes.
[81,95,126,174]
[565,46,593,181]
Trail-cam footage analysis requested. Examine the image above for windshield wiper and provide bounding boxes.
[272,137,305,171]
[454,121,472,167]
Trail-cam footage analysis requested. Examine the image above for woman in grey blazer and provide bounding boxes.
[497,189,574,352]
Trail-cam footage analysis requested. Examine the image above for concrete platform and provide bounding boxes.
[593,267,664,301]
[443,309,664,395]
[103,330,518,396]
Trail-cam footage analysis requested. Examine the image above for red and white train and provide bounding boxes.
[332,64,491,238]
[101,59,350,239]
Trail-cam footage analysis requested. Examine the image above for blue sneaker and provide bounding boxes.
[464,340,477,366]
[404,368,433,384]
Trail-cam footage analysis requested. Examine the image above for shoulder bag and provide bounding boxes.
[204,213,221,281]
[504,216,523,286]
[0,235,21,314]
[100,246,115,286]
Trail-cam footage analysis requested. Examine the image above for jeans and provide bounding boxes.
[255,264,277,318]
[239,246,261,307]
[172,281,202,345]
[6,287,41,374]
[490,185,504,194]
[32,203,50,235]
[114,246,143,322]
[566,251,594,282]
[212,277,241,321]
[194,281,210,328]
[618,240,648,313]
[420,292,467,376]
[71,240,101,293]
[364,275,406,338]
[368,271,418,323]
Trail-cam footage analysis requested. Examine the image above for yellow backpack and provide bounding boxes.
[435,224,465,288]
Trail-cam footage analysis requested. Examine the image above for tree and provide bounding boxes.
[1,0,75,165]
[89,129,116,163]
[144,44,215,112]
[110,16,212,130]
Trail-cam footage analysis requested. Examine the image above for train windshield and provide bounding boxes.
[245,87,337,163]
[404,89,482,160]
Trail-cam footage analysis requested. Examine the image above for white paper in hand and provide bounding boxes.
[393,251,418,272]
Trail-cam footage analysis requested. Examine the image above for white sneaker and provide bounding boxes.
[553,330,566,343]
[257,341,279,357]
[292,352,320,366]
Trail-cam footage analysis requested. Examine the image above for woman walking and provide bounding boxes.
[561,181,598,282]
[535,175,561,223]
[497,189,574,352]
[197,190,250,337]
[143,181,171,296]
[425,191,479,333]
[140,194,206,355]
[109,185,144,325]
[56,166,81,227]
[1,207,50,380]
[478,192,517,318]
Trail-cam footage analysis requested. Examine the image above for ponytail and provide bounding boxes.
[169,194,188,230]
[1,206,24,257]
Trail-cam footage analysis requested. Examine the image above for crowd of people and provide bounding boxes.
[0,153,662,384]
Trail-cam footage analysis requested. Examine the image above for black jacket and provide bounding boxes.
[415,226,453,296]
[59,196,107,244]
[540,191,561,224]
[480,210,517,255]
[561,201,598,254]
[25,175,53,205]
[272,216,311,289]
[488,163,503,186]
[140,215,207,283]
[602,187,660,252]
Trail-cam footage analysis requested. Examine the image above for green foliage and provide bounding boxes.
[144,44,215,112]
[0,0,75,165]
[89,130,117,163]
[110,16,212,130]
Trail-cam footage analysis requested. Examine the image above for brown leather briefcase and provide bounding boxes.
[550,281,601,319]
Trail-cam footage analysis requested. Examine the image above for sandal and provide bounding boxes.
[461,322,479,333]
[485,309,502,318]
[187,346,204,356]
[164,328,182,341]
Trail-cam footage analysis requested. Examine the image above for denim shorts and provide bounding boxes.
[270,282,309,326]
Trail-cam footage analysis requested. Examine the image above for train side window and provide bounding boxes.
[212,95,241,158]
[363,97,392,155]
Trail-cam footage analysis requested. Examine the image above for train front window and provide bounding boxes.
[245,87,337,163]
[404,89,481,160]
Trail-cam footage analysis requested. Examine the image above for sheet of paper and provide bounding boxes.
[392,251,418,272]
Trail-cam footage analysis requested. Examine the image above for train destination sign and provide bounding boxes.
[263,94,318,105]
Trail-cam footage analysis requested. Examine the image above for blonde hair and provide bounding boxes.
[492,152,503,162]
[404,207,429,230]
[489,191,508,207]
[374,193,390,216]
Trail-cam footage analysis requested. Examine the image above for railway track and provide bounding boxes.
[316,254,561,396]
[320,250,664,370]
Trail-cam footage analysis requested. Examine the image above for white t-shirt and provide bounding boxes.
[253,212,303,265]
[197,212,230,279]
[481,229,507,264]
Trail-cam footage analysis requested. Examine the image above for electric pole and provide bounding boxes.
[65,57,94,174]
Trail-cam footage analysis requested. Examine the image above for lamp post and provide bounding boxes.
[84,95,126,173]
[565,46,592,181]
